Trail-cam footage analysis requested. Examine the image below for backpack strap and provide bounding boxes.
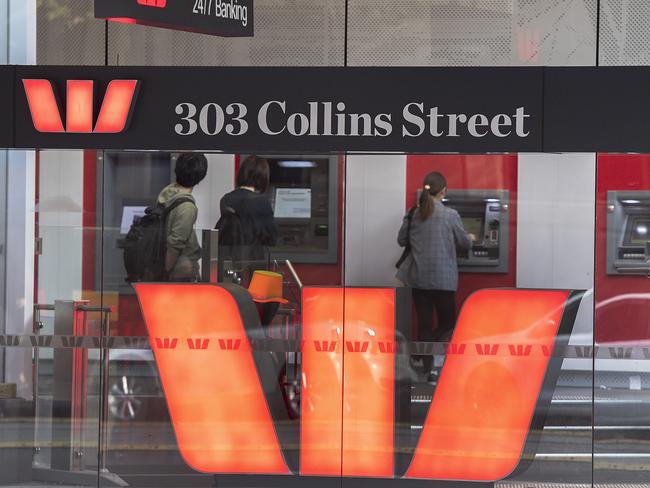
[163,195,196,215]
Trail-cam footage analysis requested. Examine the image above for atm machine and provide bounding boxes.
[445,189,510,274]
[257,154,339,264]
[606,191,650,275]
[99,151,174,293]
[416,188,510,273]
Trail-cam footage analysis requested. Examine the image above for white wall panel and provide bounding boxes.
[345,154,406,286]
[517,153,595,340]
[37,151,84,306]
[5,0,36,399]
[517,153,595,289]
[5,151,35,399]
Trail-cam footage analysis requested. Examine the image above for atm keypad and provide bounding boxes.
[622,252,645,259]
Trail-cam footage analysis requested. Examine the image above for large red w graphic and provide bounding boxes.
[134,284,582,481]
[22,79,140,133]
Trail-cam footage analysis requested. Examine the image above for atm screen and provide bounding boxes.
[120,206,147,234]
[625,217,650,245]
[274,188,312,219]
[462,216,484,238]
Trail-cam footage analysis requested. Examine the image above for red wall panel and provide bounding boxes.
[82,150,97,293]
[596,154,650,343]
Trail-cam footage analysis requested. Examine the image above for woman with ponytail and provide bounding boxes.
[396,172,475,379]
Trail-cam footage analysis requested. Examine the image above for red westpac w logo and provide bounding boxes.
[133,284,583,481]
[137,0,167,7]
[22,79,140,134]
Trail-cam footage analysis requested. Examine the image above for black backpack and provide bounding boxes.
[215,205,269,284]
[215,206,248,282]
[123,196,195,282]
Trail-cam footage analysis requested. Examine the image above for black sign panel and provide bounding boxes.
[0,66,14,149]
[12,66,543,153]
[95,0,254,38]
[544,67,650,152]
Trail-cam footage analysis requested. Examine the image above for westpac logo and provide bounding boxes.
[134,284,582,481]
[137,0,167,7]
[22,79,140,134]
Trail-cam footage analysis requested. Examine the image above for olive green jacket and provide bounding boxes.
[157,183,200,280]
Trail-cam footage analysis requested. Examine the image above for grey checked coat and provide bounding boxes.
[396,200,472,291]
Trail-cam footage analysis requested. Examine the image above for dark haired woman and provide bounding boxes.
[217,155,278,286]
[396,172,475,377]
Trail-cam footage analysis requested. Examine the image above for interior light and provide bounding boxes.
[484,198,500,203]
[277,161,317,168]
[637,225,648,235]
[622,199,642,204]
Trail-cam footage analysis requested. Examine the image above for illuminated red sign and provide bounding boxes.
[134,284,581,480]
[22,79,140,134]
[95,0,254,37]
[137,0,167,7]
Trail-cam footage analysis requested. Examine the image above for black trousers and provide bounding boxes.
[412,288,457,373]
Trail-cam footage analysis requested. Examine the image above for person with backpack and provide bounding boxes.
[216,155,278,287]
[158,153,208,281]
[123,153,208,282]
[396,171,475,380]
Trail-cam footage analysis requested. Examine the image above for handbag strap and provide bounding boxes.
[395,207,417,269]
[405,206,417,242]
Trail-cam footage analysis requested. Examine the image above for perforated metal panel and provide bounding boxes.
[36,0,601,67]
[107,0,344,66]
[37,0,106,65]
[599,0,650,65]
[347,0,597,66]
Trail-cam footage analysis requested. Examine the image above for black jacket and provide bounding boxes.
[216,189,278,281]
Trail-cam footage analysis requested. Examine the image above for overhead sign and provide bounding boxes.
[544,67,650,152]
[9,66,543,152]
[2,65,650,152]
[95,0,254,37]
